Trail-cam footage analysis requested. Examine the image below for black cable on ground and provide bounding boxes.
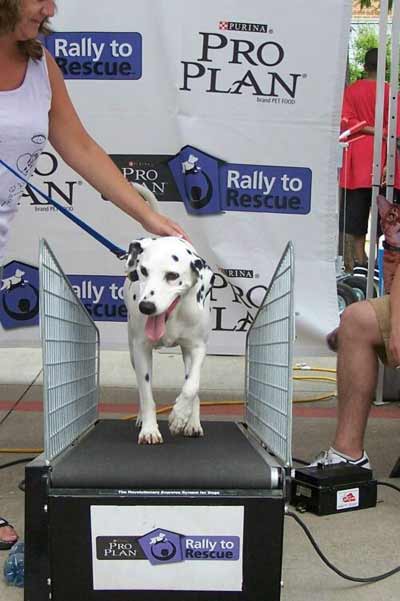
[377,480,400,494]
[286,509,400,583]
[0,457,34,470]
[0,368,42,429]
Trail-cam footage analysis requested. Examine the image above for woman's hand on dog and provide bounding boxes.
[141,211,190,241]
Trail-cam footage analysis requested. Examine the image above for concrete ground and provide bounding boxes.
[1,348,400,600]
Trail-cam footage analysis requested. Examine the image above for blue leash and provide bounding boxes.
[0,158,127,259]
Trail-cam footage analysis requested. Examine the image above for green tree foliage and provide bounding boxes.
[359,0,392,7]
[348,25,391,83]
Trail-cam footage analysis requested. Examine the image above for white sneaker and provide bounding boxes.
[309,447,371,470]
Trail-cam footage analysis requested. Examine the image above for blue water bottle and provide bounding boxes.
[3,541,25,587]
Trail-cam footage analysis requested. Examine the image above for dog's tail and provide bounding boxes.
[133,182,160,213]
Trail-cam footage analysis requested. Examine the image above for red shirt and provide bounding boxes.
[339,79,389,189]
[394,102,400,189]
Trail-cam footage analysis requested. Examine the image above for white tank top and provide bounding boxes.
[0,52,51,264]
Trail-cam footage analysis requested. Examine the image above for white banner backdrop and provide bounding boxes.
[0,0,352,355]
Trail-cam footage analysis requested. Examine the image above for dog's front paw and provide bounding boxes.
[184,419,204,438]
[168,406,192,436]
[168,410,187,435]
[138,426,163,445]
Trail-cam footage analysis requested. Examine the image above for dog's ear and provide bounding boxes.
[190,258,206,278]
[192,263,214,306]
[377,195,392,219]
[125,238,156,279]
[125,241,144,273]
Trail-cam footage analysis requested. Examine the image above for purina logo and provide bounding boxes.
[108,155,181,202]
[180,25,306,102]
[220,268,255,279]
[218,21,270,34]
[96,537,146,560]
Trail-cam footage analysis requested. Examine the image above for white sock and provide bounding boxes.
[330,447,363,462]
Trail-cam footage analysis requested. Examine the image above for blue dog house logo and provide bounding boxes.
[0,261,39,329]
[168,147,222,215]
[138,529,183,565]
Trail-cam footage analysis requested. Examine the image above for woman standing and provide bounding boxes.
[0,0,187,548]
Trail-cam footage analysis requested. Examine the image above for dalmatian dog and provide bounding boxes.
[123,184,213,444]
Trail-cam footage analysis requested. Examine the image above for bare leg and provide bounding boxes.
[343,233,355,272]
[353,234,368,266]
[333,301,382,458]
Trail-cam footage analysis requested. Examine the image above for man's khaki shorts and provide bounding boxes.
[368,295,395,367]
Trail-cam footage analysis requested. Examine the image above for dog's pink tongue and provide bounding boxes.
[145,313,167,342]
[145,297,180,342]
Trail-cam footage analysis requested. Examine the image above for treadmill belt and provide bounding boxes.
[50,420,272,489]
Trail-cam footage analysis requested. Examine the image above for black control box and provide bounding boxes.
[290,464,377,516]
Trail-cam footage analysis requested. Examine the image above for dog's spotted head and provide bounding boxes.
[125,236,210,310]
[378,195,400,248]
[125,236,213,341]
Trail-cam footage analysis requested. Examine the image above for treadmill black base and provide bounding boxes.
[25,420,284,601]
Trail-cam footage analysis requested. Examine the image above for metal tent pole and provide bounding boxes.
[375,0,400,405]
[367,0,389,299]
[385,1,400,202]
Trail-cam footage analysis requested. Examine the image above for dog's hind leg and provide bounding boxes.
[169,345,205,436]
[132,344,163,444]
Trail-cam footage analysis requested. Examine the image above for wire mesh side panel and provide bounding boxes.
[39,239,100,463]
[245,242,295,467]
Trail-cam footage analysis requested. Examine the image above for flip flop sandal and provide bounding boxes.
[0,518,18,550]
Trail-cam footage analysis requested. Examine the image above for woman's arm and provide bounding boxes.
[45,50,187,239]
